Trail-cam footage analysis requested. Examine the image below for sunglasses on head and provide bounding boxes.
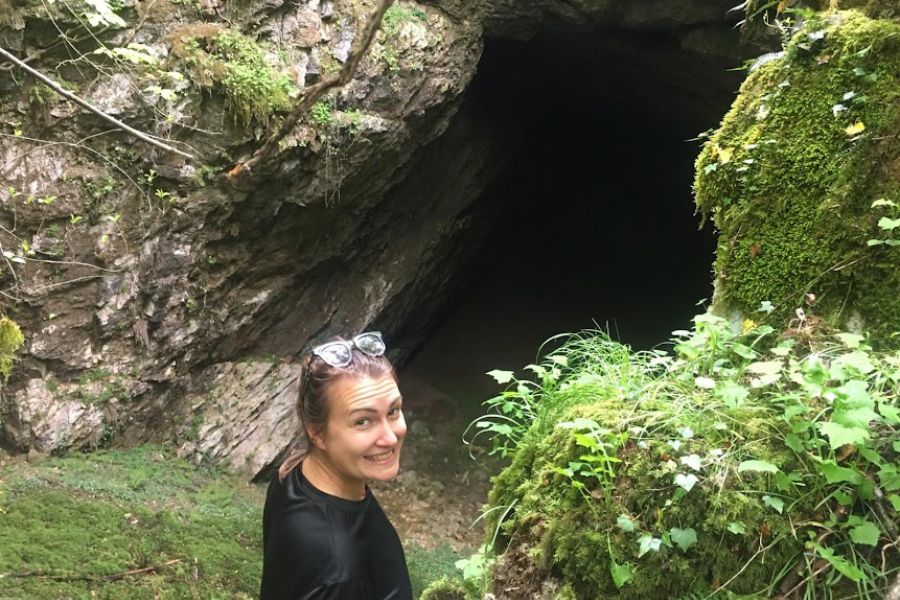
[310,331,386,368]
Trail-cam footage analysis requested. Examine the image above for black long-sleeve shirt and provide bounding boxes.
[260,466,412,600]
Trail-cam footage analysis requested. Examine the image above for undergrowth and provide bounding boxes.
[0,445,264,598]
[443,314,899,599]
[0,445,468,598]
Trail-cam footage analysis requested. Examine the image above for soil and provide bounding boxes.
[370,403,501,552]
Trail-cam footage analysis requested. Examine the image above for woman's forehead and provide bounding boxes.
[331,375,400,409]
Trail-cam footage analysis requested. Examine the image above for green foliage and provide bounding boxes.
[0,316,24,383]
[476,315,899,598]
[381,5,428,37]
[214,30,296,127]
[172,26,296,127]
[0,445,262,598]
[693,11,900,344]
[311,100,333,127]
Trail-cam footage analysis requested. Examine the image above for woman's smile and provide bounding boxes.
[365,449,396,463]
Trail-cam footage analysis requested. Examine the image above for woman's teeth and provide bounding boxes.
[366,450,393,461]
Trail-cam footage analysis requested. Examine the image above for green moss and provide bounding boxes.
[694,12,900,344]
[488,396,808,599]
[0,316,24,383]
[381,5,428,37]
[170,25,296,127]
[0,445,262,598]
[406,543,469,598]
[419,576,468,600]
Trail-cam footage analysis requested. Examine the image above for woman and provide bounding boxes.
[260,332,412,600]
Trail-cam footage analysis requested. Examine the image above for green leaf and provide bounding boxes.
[716,380,749,408]
[872,198,897,208]
[835,333,866,348]
[818,421,869,450]
[616,515,636,533]
[813,545,866,582]
[610,559,633,589]
[669,527,697,552]
[738,460,779,474]
[877,216,900,231]
[487,369,514,384]
[784,433,804,453]
[857,446,883,466]
[878,464,900,491]
[637,535,661,557]
[880,403,900,424]
[832,406,880,429]
[838,379,872,406]
[818,461,863,485]
[674,473,698,492]
[888,494,900,511]
[894,440,900,453]
[680,454,702,472]
[831,351,876,377]
[762,495,784,513]
[727,521,747,535]
[833,490,853,506]
[747,360,783,376]
[849,520,880,546]
[732,343,757,359]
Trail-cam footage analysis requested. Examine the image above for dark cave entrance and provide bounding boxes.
[400,29,745,407]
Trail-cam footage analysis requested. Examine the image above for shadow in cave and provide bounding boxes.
[400,30,743,409]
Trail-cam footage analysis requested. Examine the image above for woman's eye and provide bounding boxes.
[388,408,401,417]
[355,418,370,427]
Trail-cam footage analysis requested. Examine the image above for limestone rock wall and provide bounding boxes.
[0,0,746,476]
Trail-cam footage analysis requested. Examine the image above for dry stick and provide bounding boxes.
[3,559,181,582]
[226,0,395,186]
[0,45,196,161]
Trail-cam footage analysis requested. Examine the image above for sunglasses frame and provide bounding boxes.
[311,331,386,368]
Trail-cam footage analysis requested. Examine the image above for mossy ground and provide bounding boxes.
[0,445,460,598]
[694,11,900,343]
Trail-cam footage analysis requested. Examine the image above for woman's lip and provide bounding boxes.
[365,449,396,462]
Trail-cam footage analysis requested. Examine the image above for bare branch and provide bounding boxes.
[226,0,395,187]
[0,45,197,161]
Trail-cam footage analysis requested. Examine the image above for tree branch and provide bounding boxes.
[225,0,395,188]
[0,45,196,161]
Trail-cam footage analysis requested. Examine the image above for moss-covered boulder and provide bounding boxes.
[695,10,900,344]
[477,320,899,598]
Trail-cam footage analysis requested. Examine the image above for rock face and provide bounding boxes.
[0,0,750,476]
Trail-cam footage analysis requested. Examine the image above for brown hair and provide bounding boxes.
[278,338,396,481]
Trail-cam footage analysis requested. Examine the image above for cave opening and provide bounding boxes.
[400,28,744,408]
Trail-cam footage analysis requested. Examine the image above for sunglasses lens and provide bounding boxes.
[354,332,385,356]
[316,343,352,367]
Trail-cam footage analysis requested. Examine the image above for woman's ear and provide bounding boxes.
[306,425,326,450]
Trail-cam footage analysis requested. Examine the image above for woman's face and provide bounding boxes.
[314,374,406,486]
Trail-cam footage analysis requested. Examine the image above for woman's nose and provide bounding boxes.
[378,420,398,445]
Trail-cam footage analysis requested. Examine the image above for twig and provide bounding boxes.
[0,45,196,161]
[1,559,181,582]
[708,535,781,598]
[226,0,395,186]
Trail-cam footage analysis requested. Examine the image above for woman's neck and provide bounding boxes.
[301,453,366,501]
